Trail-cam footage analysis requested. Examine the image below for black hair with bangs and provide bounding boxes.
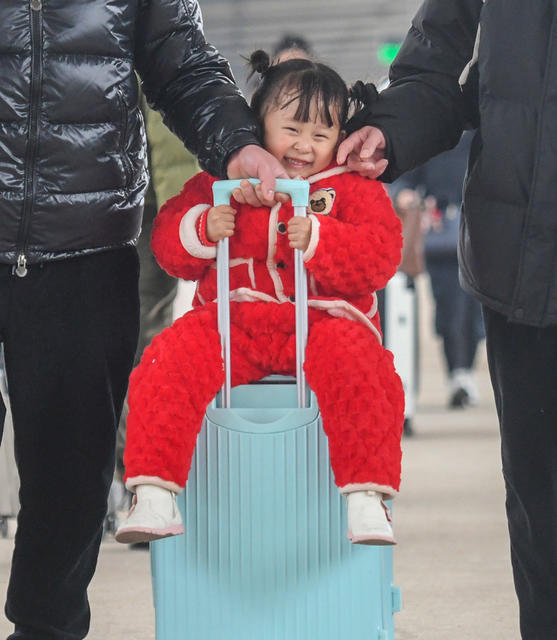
[249,50,349,130]
[248,50,378,133]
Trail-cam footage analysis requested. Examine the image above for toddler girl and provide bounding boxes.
[116,51,404,546]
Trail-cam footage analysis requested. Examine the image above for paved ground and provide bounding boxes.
[0,275,520,639]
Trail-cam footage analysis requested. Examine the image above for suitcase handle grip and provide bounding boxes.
[213,178,310,207]
[212,179,310,409]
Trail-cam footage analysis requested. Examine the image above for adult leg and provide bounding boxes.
[445,291,484,406]
[427,260,460,374]
[483,306,557,639]
[451,284,486,372]
[304,317,404,494]
[429,260,481,407]
[3,249,139,640]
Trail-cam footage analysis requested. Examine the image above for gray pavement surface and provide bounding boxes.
[0,275,519,639]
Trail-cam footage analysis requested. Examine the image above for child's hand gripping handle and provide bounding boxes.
[212,179,310,409]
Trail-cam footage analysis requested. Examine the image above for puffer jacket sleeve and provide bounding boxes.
[347,0,483,182]
[151,171,217,281]
[135,0,260,178]
[304,175,402,296]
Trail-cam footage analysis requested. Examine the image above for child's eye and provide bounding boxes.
[285,127,298,133]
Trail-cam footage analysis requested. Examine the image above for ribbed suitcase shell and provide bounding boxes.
[384,272,418,420]
[150,383,400,640]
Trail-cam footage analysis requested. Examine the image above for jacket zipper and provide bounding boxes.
[15,0,43,277]
[117,87,133,189]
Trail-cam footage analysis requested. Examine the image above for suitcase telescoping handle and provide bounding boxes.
[212,179,310,409]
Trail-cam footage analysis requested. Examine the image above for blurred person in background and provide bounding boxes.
[0,347,18,539]
[338,1,557,636]
[272,33,313,63]
[243,33,313,94]
[391,131,484,409]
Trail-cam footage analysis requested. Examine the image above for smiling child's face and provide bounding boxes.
[262,96,341,178]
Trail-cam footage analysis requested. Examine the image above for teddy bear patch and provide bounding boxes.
[308,188,335,216]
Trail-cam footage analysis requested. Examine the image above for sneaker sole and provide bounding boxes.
[115,524,185,544]
[346,530,396,546]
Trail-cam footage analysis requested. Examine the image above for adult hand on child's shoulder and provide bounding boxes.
[207,205,237,243]
[336,126,388,179]
[227,144,289,207]
[288,216,312,251]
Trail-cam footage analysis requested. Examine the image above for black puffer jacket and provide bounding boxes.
[350,0,557,327]
[0,0,260,271]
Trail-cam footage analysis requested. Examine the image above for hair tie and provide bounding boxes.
[249,50,271,76]
[349,81,379,106]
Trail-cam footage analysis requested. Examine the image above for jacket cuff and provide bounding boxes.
[196,208,217,247]
[216,131,263,178]
[179,204,217,259]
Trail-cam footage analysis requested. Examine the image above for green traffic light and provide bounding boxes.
[377,42,401,66]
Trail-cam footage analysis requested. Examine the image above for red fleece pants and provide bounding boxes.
[124,301,404,492]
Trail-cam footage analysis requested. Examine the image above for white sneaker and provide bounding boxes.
[114,485,184,544]
[449,368,479,407]
[346,490,396,546]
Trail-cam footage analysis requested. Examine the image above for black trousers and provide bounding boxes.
[483,307,557,639]
[2,248,139,640]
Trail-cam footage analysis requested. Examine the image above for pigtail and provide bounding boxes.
[247,49,272,81]
[349,80,379,114]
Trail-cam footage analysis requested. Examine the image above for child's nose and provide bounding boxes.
[294,138,311,152]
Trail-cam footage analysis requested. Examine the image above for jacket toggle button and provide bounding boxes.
[277,222,287,234]
[276,260,285,269]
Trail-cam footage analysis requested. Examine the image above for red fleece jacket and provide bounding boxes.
[151,166,402,337]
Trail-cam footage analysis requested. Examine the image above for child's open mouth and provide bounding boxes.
[284,157,311,168]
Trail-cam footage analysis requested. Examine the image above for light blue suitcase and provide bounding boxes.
[150,180,401,640]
